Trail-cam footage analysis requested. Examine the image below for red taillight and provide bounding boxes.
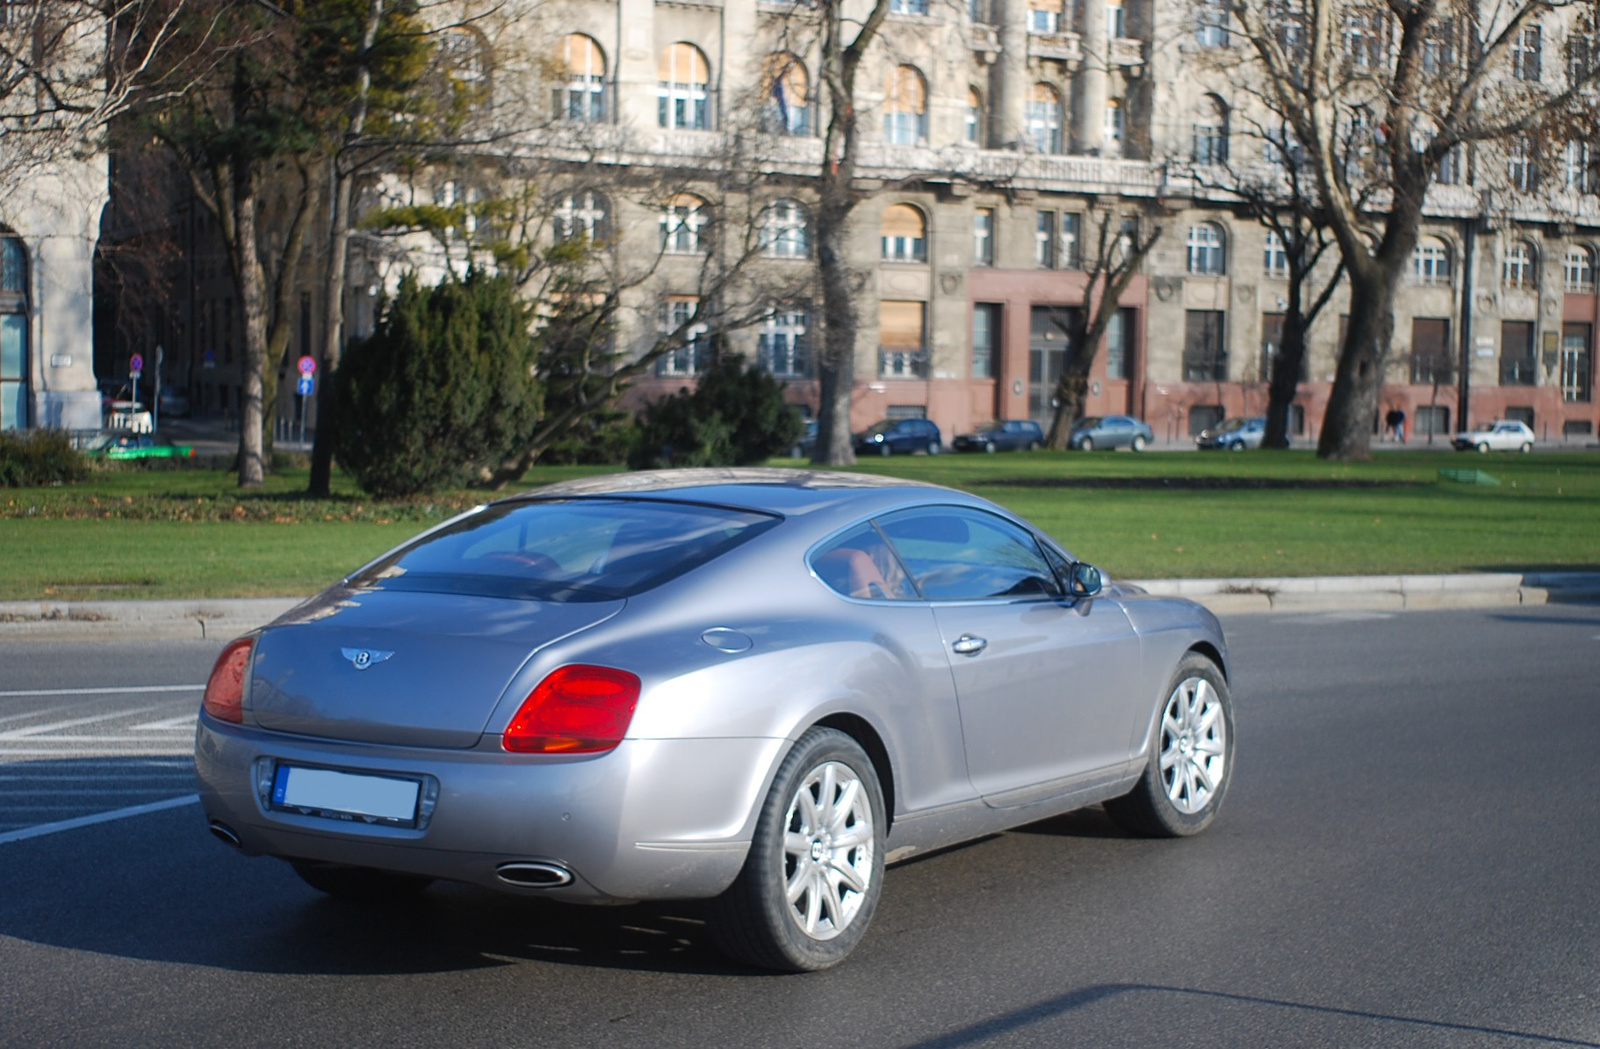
[503,665,641,754]
[202,638,253,724]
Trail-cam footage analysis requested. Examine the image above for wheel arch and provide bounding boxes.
[1185,640,1228,682]
[810,712,897,833]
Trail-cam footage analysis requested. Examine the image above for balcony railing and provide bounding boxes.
[879,347,930,379]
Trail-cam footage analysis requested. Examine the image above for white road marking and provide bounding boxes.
[0,794,199,846]
[130,714,197,732]
[0,685,204,699]
[0,703,175,740]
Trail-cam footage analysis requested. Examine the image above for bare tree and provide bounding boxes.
[1190,117,1346,448]
[1226,0,1600,459]
[1043,207,1163,448]
[0,0,193,207]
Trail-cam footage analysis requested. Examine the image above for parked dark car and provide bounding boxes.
[158,386,191,418]
[953,419,1045,453]
[1069,415,1154,452]
[1196,416,1266,451]
[788,419,819,459]
[853,418,942,456]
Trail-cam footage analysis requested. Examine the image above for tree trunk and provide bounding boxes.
[1316,265,1397,461]
[310,163,354,496]
[1264,309,1306,450]
[1046,367,1091,447]
[812,207,858,465]
[232,168,269,488]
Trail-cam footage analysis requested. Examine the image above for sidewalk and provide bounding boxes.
[3,572,1597,642]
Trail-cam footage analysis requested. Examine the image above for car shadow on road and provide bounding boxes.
[0,756,752,978]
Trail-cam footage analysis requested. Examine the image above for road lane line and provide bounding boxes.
[0,703,176,740]
[130,715,198,731]
[0,794,199,845]
[0,685,204,699]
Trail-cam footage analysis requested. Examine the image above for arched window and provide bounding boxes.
[762,53,811,136]
[1192,95,1228,164]
[658,43,710,130]
[1564,244,1596,291]
[1412,235,1452,285]
[761,199,810,258]
[660,193,709,254]
[1026,83,1062,153]
[884,65,927,145]
[554,190,609,243]
[965,87,984,145]
[1186,223,1226,274]
[881,203,927,262]
[558,34,606,122]
[0,235,27,431]
[1503,239,1537,288]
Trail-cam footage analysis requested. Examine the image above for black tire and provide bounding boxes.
[1104,653,1234,838]
[1131,434,1148,452]
[710,728,886,972]
[927,441,941,456]
[1079,437,1094,452]
[1027,440,1041,451]
[984,441,997,454]
[1519,442,1532,453]
[878,443,892,457]
[291,861,434,899]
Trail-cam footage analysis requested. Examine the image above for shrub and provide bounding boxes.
[0,430,90,487]
[629,350,802,469]
[336,271,542,497]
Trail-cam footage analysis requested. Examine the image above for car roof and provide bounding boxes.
[500,468,962,519]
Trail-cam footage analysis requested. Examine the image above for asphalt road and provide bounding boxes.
[1,606,1598,1048]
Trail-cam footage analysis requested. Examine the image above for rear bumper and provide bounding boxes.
[195,715,783,902]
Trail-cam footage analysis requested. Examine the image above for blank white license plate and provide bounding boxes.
[271,765,419,823]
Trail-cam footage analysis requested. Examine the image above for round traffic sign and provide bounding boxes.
[130,353,144,373]
[297,355,317,375]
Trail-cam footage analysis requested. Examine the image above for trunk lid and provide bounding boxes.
[247,588,624,748]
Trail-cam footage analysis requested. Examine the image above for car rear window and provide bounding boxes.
[348,498,779,602]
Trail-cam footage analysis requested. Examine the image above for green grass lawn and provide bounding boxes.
[3,450,1597,601]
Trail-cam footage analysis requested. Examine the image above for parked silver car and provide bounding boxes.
[1196,416,1266,451]
[196,468,1234,971]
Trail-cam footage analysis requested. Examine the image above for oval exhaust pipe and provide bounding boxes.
[496,861,574,888]
[209,821,242,848]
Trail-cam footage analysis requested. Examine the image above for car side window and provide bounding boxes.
[878,508,1062,601]
[812,525,917,601]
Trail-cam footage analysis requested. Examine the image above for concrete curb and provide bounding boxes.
[3,572,1598,642]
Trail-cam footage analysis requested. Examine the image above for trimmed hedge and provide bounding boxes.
[0,430,90,487]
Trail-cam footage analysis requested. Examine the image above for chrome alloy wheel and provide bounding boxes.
[782,760,876,940]
[1159,676,1228,814]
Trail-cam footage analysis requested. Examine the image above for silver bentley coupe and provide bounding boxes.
[195,468,1234,971]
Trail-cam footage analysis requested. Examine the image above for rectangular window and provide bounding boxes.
[880,300,927,378]
[1260,312,1284,381]
[972,303,1000,379]
[974,208,994,266]
[1059,212,1082,269]
[1562,323,1592,401]
[1263,232,1288,278]
[1189,404,1224,436]
[1415,405,1450,436]
[1410,318,1453,385]
[1501,321,1537,385]
[1183,310,1227,381]
[759,307,811,378]
[1027,0,1061,34]
[1513,25,1542,80]
[658,297,707,376]
[1105,308,1132,380]
[1035,211,1055,268]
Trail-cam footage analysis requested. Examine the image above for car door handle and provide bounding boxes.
[951,634,988,656]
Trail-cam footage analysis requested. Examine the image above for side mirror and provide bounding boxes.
[1068,562,1103,599]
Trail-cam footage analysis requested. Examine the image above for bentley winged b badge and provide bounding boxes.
[341,647,395,671]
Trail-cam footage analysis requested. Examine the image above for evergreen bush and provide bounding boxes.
[0,430,90,487]
[630,350,801,469]
[336,271,542,496]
